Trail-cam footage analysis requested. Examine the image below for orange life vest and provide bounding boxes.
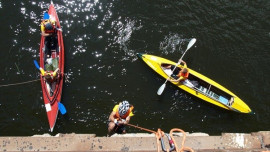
[178,71,189,79]
[114,106,134,120]
[41,20,56,33]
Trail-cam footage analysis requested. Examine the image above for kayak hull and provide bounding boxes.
[137,53,251,113]
[39,3,64,132]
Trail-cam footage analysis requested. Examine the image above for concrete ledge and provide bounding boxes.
[0,132,269,151]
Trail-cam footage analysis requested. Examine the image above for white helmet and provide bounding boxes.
[119,100,130,117]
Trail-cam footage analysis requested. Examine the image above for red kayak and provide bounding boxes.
[39,2,64,132]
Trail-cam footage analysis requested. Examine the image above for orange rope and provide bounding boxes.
[126,123,157,134]
[127,124,193,152]
[126,124,163,151]
[169,128,194,152]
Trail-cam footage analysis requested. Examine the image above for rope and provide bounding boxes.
[126,123,157,134]
[126,124,161,152]
[0,71,69,88]
[0,79,40,88]
[127,123,194,152]
[170,128,194,152]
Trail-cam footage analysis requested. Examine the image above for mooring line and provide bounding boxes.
[0,79,40,88]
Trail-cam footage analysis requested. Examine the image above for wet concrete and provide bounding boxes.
[0,131,269,152]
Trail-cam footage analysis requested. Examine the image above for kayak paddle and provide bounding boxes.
[157,38,197,95]
[58,102,67,115]
[34,60,46,75]
[34,60,40,70]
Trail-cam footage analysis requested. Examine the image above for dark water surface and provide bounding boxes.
[0,0,269,136]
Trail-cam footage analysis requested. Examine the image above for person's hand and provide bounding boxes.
[114,119,118,124]
[118,119,126,125]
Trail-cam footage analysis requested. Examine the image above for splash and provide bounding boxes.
[160,33,186,55]
[112,19,142,60]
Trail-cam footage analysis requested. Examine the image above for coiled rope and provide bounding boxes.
[127,123,194,152]
[0,79,40,88]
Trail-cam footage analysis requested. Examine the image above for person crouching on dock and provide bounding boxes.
[107,101,134,136]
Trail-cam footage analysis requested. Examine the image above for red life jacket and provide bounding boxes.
[114,106,134,120]
[42,20,56,34]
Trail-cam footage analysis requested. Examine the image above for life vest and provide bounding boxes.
[114,105,134,120]
[178,70,189,79]
[41,20,56,34]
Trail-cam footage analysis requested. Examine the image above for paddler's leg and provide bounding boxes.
[117,125,126,134]
[107,121,116,137]
[51,35,58,52]
[44,36,52,57]
[45,82,53,96]
[51,82,56,92]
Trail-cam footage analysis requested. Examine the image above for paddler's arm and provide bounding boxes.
[108,111,117,123]
[118,116,130,125]
[41,25,52,37]
[169,77,183,83]
[40,68,46,76]
[123,116,130,125]
[53,68,60,77]
[179,60,187,68]
[41,31,52,37]
[169,73,185,82]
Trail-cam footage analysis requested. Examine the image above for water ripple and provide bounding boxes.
[160,33,189,55]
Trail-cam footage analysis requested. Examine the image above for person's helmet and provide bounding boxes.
[118,100,130,116]
[45,22,53,30]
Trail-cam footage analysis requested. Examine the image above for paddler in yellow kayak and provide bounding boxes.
[163,59,189,82]
[107,101,134,136]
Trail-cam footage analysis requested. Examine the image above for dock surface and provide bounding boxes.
[0,131,269,151]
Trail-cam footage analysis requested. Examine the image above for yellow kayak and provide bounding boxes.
[137,53,252,113]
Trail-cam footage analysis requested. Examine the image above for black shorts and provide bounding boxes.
[170,65,181,75]
[107,121,126,134]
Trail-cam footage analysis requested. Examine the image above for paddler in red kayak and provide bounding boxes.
[107,101,134,136]
[41,12,58,59]
[39,65,59,96]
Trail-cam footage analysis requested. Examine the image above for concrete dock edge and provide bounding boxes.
[0,131,269,152]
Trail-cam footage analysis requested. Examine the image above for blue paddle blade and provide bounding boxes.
[58,102,67,115]
[43,12,50,20]
[33,60,40,70]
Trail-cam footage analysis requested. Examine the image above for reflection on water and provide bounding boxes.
[0,0,269,136]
